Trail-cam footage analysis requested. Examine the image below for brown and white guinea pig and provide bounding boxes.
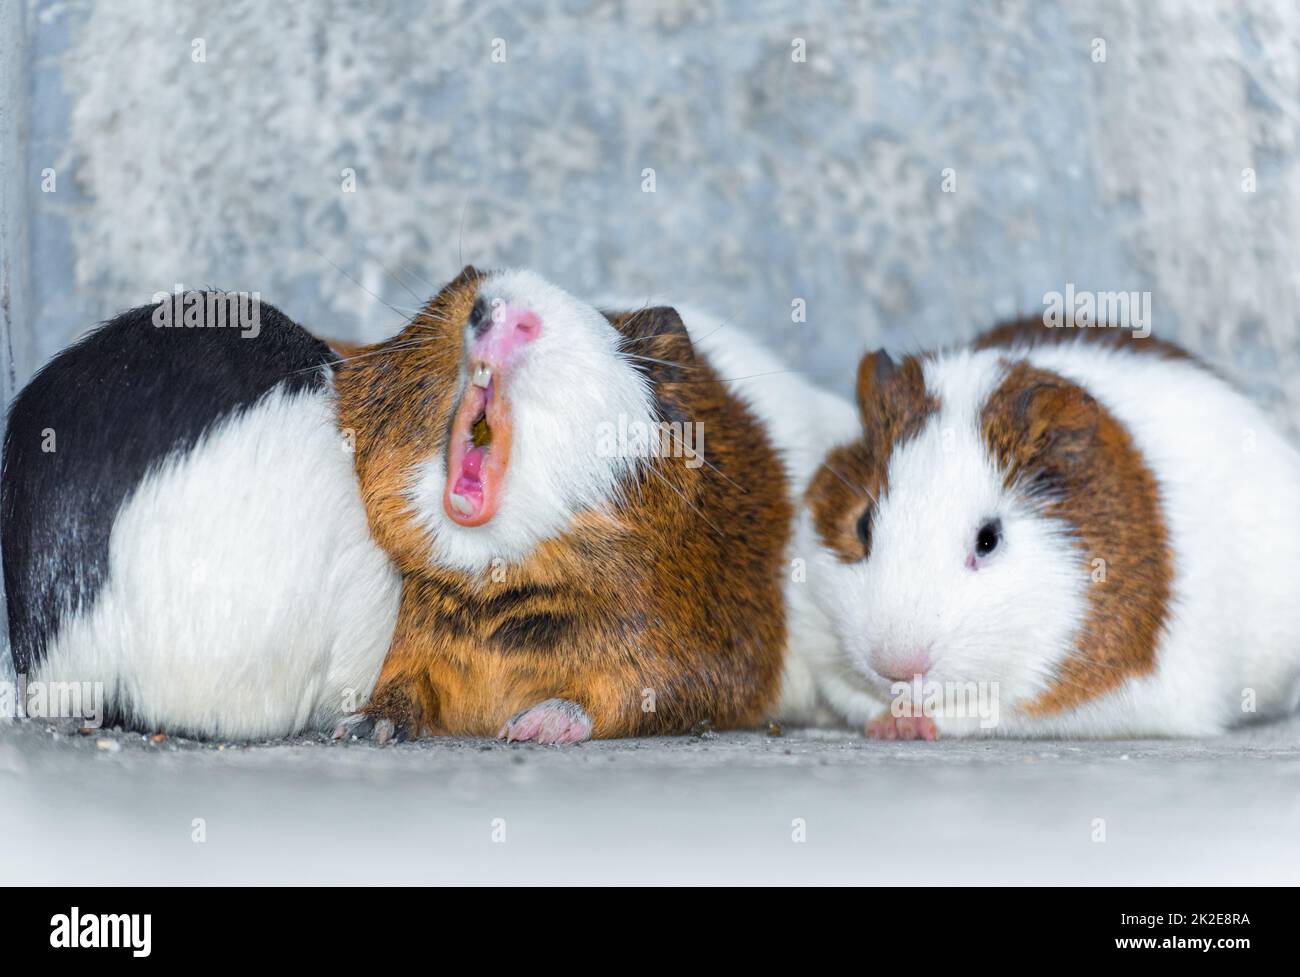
[1,292,401,738]
[332,266,853,744]
[796,320,1300,740]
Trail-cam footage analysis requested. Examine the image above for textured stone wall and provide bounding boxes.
[13,0,1300,417]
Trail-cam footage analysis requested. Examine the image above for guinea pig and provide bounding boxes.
[1,292,401,738]
[799,320,1300,739]
[333,266,854,743]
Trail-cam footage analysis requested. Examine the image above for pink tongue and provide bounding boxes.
[462,445,487,479]
[452,446,488,507]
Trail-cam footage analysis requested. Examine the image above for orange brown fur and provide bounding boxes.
[335,269,792,737]
[978,358,1174,716]
[805,350,937,563]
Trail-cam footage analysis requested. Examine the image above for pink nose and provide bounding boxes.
[473,303,541,364]
[873,649,931,682]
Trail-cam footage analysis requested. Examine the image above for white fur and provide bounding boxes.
[1015,341,1300,736]
[805,338,1300,737]
[34,384,402,740]
[656,307,862,724]
[408,270,657,575]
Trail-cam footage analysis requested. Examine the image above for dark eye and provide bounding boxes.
[975,518,1002,558]
[468,298,488,337]
[856,508,873,555]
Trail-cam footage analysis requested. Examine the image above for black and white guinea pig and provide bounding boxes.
[793,321,1300,739]
[1,293,400,738]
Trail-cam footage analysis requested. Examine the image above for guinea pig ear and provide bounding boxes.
[425,265,483,311]
[856,349,895,409]
[605,306,696,373]
[448,264,482,287]
[1016,379,1100,463]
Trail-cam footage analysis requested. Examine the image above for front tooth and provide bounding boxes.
[471,364,492,388]
[449,492,475,515]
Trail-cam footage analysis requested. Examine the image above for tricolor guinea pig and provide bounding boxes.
[1,293,401,738]
[799,321,1300,739]
[333,266,853,744]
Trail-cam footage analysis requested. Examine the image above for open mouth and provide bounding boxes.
[443,362,512,526]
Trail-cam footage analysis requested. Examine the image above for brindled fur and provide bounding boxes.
[336,267,794,738]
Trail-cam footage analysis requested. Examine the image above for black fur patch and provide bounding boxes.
[490,612,575,652]
[1,293,337,675]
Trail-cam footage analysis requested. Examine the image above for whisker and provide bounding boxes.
[820,459,877,506]
[396,261,441,294]
[283,338,429,376]
[642,461,726,538]
[381,262,426,304]
[660,428,746,495]
[678,311,748,351]
[334,339,426,363]
[458,198,470,272]
[664,369,797,385]
[305,241,411,320]
[620,331,691,344]
[619,316,735,351]
[683,320,732,347]
[412,308,454,326]
[620,352,701,371]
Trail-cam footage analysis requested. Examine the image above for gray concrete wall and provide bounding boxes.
[1,1,34,402]
[10,0,1300,415]
[0,0,33,678]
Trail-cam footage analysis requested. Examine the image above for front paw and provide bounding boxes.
[498,698,592,745]
[866,711,939,741]
[332,712,407,744]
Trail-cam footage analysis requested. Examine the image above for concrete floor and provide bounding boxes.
[3,715,1299,885]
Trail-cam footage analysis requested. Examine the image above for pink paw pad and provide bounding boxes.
[866,713,939,742]
[498,698,592,745]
